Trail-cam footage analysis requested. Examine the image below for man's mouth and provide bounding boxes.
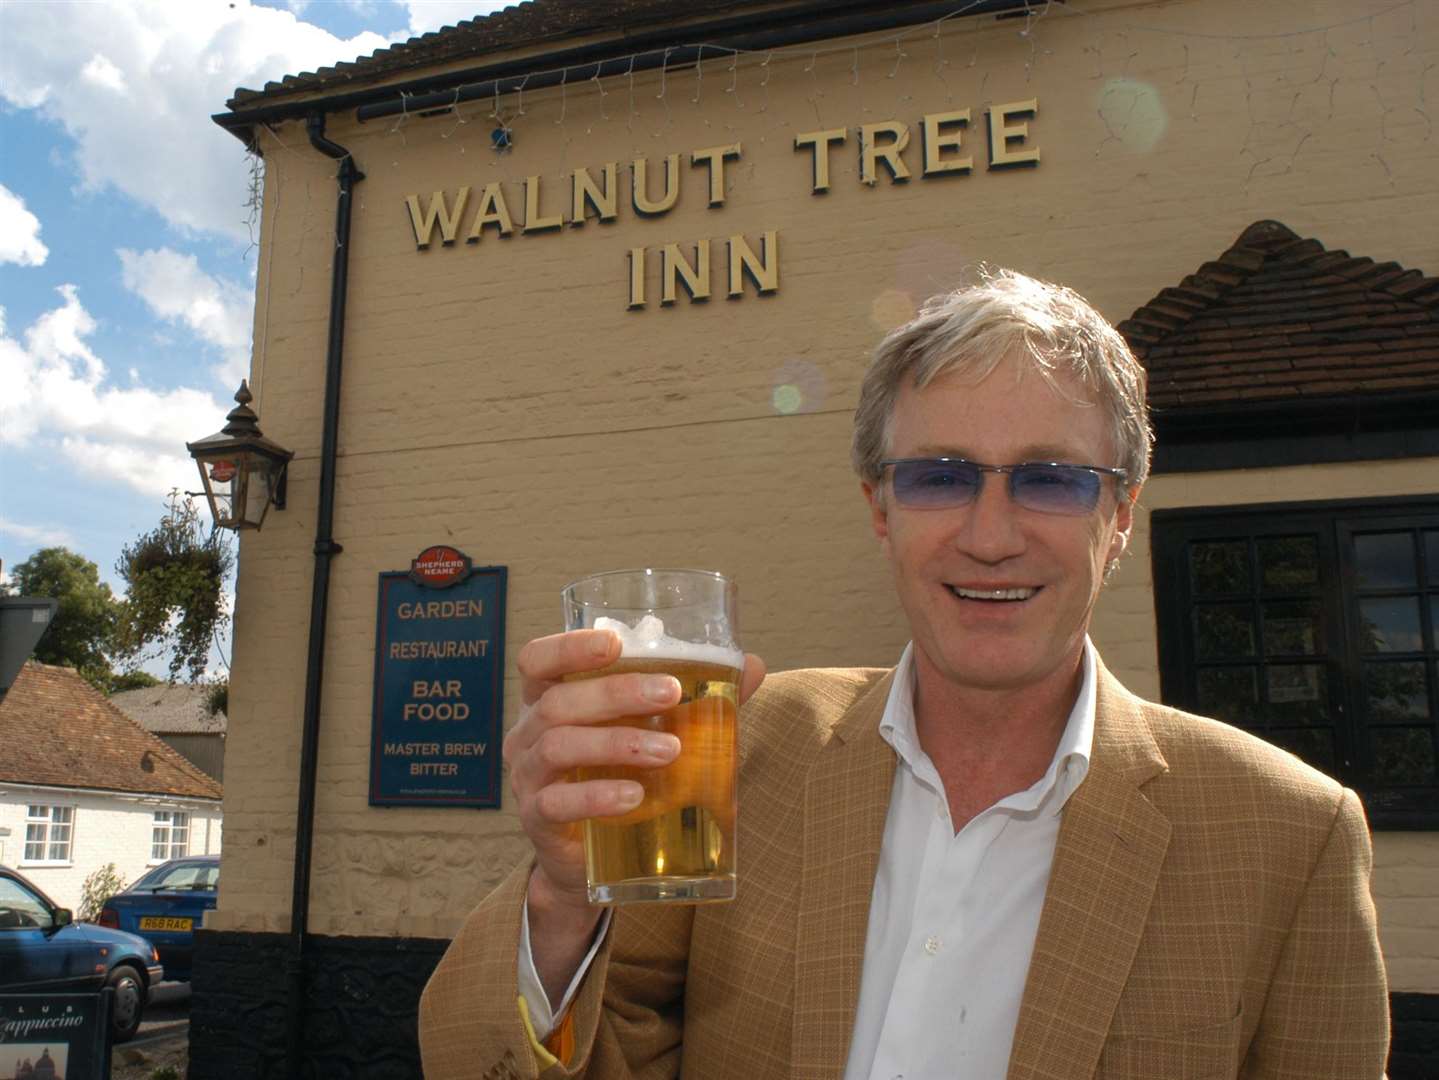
[946,584,1039,602]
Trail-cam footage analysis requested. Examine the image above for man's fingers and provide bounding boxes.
[531,778,646,825]
[517,672,680,737]
[517,629,620,704]
[738,653,766,705]
[514,725,680,790]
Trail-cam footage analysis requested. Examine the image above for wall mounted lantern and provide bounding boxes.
[186,381,294,531]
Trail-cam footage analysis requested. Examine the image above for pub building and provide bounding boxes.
[195,0,1438,1075]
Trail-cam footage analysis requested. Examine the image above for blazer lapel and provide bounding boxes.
[1007,664,1172,1080]
[792,670,897,1080]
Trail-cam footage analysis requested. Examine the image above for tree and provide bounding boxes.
[114,493,234,682]
[3,547,119,689]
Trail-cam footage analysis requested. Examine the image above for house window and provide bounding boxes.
[1152,497,1438,828]
[23,805,74,863]
[151,810,190,861]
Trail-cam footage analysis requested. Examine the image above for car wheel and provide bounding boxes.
[106,964,145,1043]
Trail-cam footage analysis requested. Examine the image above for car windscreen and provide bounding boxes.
[0,877,53,929]
[135,863,219,892]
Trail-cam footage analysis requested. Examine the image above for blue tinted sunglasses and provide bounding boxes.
[880,457,1129,516]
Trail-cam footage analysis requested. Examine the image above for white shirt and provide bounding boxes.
[520,641,1097,1079]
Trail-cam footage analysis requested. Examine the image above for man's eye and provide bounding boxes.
[916,468,966,487]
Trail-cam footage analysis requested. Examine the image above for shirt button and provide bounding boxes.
[924,935,941,955]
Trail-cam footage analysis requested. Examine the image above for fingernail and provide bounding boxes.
[642,734,680,758]
[591,632,615,658]
[644,677,679,704]
[616,782,644,807]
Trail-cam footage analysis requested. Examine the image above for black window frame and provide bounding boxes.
[1152,494,1439,830]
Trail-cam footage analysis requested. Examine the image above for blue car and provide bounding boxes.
[99,855,218,983]
[0,865,164,1043]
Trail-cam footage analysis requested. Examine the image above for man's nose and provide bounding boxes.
[952,473,1027,562]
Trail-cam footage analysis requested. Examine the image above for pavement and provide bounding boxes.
[132,980,190,1046]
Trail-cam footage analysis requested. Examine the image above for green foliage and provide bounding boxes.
[114,493,234,682]
[79,863,127,922]
[204,679,228,717]
[149,1067,182,1080]
[110,668,164,692]
[3,547,119,691]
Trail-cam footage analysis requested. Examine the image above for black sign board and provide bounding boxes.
[370,548,506,807]
[0,990,112,1080]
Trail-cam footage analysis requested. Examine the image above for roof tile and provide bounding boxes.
[1118,220,1439,411]
[0,664,221,800]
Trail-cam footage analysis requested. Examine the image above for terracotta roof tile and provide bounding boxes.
[0,663,221,800]
[1118,220,1439,411]
[226,0,784,109]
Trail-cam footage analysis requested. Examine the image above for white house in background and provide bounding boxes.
[0,662,222,912]
[110,683,227,782]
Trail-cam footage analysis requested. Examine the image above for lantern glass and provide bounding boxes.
[186,381,292,532]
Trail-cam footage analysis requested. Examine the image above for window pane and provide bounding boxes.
[1197,666,1259,727]
[1365,661,1431,722]
[1426,531,1439,585]
[1258,536,1319,591]
[1262,600,1320,656]
[1359,597,1423,653]
[54,807,71,824]
[1370,727,1437,785]
[1354,532,1417,590]
[1190,541,1251,597]
[1265,664,1329,724]
[1195,605,1256,659]
[1267,727,1337,774]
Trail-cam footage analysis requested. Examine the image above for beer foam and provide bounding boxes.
[594,615,743,669]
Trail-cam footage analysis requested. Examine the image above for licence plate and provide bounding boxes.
[138,916,192,931]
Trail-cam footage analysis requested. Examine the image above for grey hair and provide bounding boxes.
[851,267,1153,493]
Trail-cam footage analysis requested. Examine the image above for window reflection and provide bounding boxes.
[1354,532,1417,590]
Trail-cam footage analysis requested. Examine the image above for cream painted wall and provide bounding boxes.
[212,0,1438,989]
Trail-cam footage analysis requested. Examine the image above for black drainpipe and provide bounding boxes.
[284,110,364,1080]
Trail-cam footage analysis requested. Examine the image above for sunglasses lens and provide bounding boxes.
[1011,465,1101,515]
[890,460,981,507]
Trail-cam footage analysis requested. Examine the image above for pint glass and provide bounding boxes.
[562,569,741,904]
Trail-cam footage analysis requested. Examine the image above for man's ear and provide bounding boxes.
[863,480,891,548]
[1108,484,1139,562]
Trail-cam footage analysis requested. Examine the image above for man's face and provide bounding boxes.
[863,358,1136,697]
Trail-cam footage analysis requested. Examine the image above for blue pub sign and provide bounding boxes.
[370,547,506,807]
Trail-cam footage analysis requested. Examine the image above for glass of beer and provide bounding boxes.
[562,568,741,904]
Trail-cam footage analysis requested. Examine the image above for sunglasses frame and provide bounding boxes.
[879,457,1130,516]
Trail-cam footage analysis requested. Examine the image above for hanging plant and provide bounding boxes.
[114,492,235,682]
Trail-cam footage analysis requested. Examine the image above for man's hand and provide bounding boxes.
[504,628,765,1003]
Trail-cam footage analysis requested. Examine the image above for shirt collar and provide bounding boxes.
[878,639,1096,817]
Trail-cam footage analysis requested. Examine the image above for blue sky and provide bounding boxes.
[0,0,510,674]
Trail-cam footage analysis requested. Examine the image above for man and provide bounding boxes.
[420,270,1389,1079]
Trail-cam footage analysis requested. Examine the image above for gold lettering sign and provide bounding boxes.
[406,99,1040,307]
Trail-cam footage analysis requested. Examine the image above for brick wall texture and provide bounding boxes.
[209,0,1439,999]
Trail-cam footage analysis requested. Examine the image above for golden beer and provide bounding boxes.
[568,655,740,903]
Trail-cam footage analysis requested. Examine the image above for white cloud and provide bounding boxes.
[0,185,49,267]
[0,288,227,499]
[0,1,392,242]
[120,248,253,387]
[0,518,76,548]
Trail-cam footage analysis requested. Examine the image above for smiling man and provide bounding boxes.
[420,270,1390,1080]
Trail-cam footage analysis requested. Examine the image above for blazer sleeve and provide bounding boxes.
[419,858,693,1080]
[1241,787,1390,1079]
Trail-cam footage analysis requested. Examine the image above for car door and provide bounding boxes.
[0,875,93,990]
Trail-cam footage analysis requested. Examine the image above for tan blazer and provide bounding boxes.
[419,662,1389,1079]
